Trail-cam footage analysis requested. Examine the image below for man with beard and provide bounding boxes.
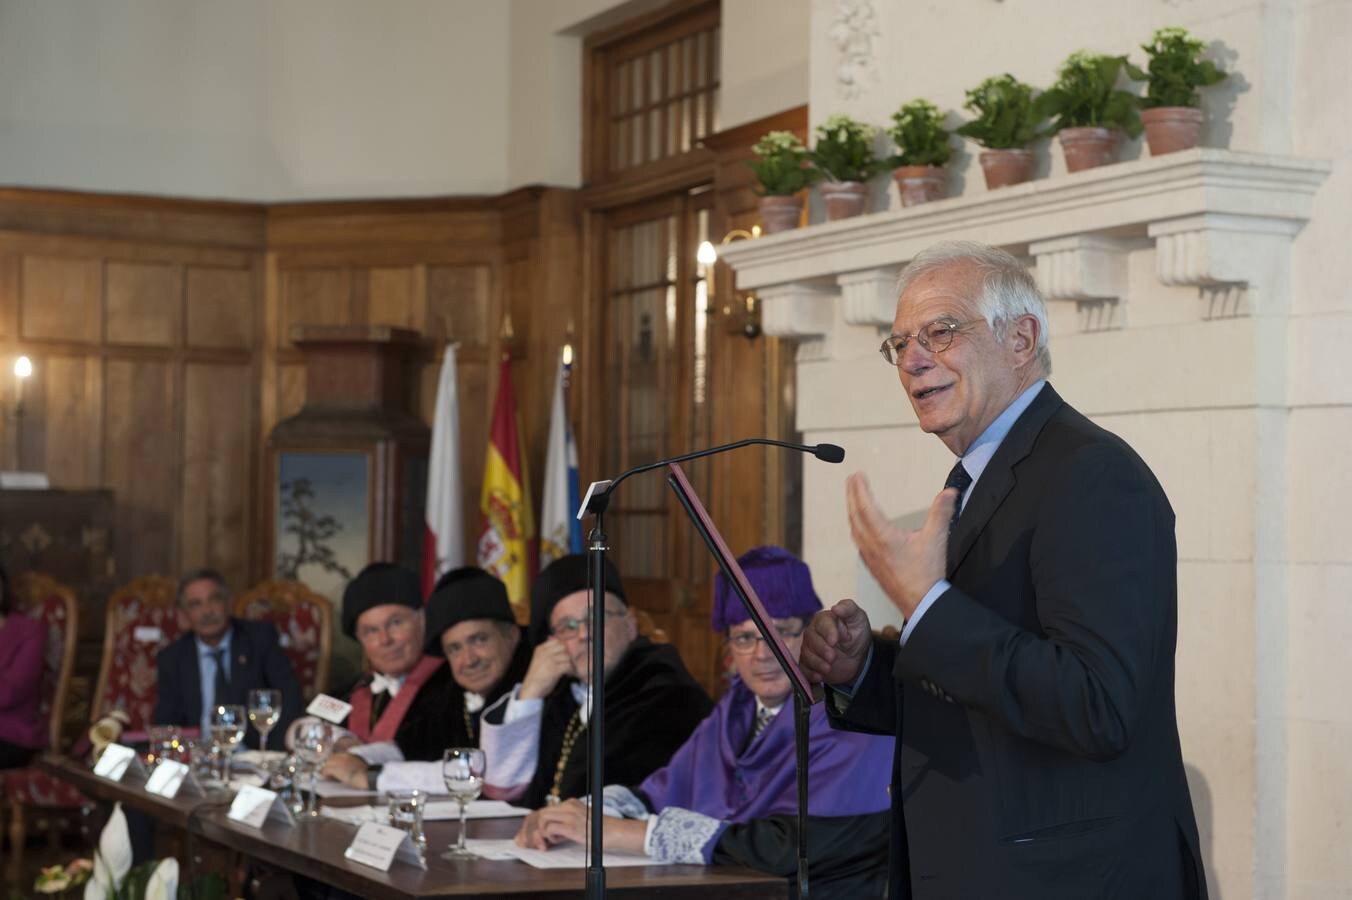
[351,566,532,793]
[318,563,453,786]
[153,568,301,749]
[480,554,711,809]
[518,547,892,899]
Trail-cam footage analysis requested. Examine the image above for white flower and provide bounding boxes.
[144,858,180,900]
[84,802,132,900]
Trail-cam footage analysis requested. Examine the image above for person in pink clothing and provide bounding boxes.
[0,564,48,768]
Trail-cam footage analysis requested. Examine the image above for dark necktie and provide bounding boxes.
[742,705,775,754]
[944,460,973,534]
[210,647,230,702]
[370,688,391,729]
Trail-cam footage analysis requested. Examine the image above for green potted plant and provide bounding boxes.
[746,130,817,233]
[809,114,885,219]
[1131,27,1227,155]
[954,74,1046,189]
[886,99,953,206]
[1037,50,1142,172]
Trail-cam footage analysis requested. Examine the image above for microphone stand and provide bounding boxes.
[576,438,843,900]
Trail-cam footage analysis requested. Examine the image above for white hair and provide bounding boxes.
[895,241,1052,375]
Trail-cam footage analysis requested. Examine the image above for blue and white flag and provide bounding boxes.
[540,353,584,567]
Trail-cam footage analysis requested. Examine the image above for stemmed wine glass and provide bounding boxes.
[441,748,486,859]
[247,689,282,771]
[209,705,247,784]
[293,720,334,820]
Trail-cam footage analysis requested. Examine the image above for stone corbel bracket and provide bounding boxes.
[838,268,900,327]
[1029,235,1134,302]
[759,281,838,341]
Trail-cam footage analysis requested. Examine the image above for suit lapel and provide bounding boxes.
[947,384,1064,574]
[184,638,203,727]
[227,620,252,706]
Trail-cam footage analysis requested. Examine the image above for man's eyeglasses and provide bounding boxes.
[551,607,627,639]
[727,621,806,654]
[879,318,981,366]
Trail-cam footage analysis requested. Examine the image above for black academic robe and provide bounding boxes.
[712,812,890,900]
[521,637,711,810]
[341,661,454,762]
[441,638,532,748]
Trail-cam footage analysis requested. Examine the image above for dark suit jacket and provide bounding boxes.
[153,617,303,750]
[830,384,1206,899]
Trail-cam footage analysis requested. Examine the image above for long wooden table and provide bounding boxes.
[41,754,786,899]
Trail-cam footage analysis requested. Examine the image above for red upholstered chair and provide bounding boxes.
[90,575,181,739]
[2,573,91,878]
[234,579,332,700]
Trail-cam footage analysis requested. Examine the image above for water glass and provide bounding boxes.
[387,790,427,851]
[209,705,247,784]
[293,720,334,820]
[441,748,485,859]
[146,725,180,769]
[247,689,282,753]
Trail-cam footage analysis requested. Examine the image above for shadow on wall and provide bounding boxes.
[1185,761,1219,899]
[1203,40,1246,153]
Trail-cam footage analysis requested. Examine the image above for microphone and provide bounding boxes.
[578,437,845,518]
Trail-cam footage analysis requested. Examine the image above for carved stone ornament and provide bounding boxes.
[830,0,880,99]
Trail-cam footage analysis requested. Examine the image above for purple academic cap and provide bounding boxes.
[711,545,822,632]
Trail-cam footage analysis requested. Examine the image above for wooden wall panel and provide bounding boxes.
[365,266,421,330]
[0,252,18,338]
[180,362,252,587]
[186,265,253,349]
[104,358,178,580]
[276,363,307,425]
[279,268,351,348]
[21,254,101,343]
[426,264,492,346]
[17,353,102,488]
[105,260,180,346]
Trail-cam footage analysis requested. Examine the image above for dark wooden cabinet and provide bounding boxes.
[0,487,115,731]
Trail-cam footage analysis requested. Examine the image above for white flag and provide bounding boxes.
[540,354,583,568]
[424,344,464,595]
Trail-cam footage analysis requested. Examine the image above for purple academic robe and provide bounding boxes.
[638,676,893,862]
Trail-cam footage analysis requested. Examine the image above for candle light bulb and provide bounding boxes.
[14,356,32,379]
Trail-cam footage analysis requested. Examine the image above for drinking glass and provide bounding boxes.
[387,790,427,852]
[441,748,485,859]
[209,705,247,784]
[146,725,179,769]
[293,720,334,820]
[247,689,282,770]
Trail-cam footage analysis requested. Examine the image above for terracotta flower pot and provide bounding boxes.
[978,148,1036,190]
[757,195,804,234]
[1058,127,1122,173]
[891,166,948,207]
[1141,106,1204,156]
[819,180,869,220]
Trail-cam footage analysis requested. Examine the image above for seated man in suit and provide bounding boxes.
[518,547,892,899]
[318,563,454,785]
[153,568,302,750]
[480,554,711,808]
[324,566,531,791]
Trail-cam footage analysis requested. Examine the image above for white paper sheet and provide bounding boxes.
[464,839,653,869]
[313,780,381,799]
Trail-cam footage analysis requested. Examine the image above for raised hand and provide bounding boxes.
[518,638,576,701]
[846,471,956,620]
[800,598,873,686]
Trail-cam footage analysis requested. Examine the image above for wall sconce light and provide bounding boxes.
[700,227,764,340]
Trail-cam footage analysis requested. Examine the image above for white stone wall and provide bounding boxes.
[776,2,1352,897]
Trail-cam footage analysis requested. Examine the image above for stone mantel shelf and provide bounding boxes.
[718,149,1329,337]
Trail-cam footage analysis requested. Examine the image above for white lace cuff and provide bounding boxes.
[597,784,651,820]
[646,807,727,865]
[349,741,404,765]
[481,688,541,792]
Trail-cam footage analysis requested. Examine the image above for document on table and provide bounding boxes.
[465,839,653,868]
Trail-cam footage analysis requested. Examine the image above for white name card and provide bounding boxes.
[144,760,204,799]
[93,744,145,781]
[307,694,352,724]
[133,626,163,644]
[343,821,426,871]
[227,785,295,829]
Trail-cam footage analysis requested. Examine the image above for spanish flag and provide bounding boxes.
[476,357,535,606]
